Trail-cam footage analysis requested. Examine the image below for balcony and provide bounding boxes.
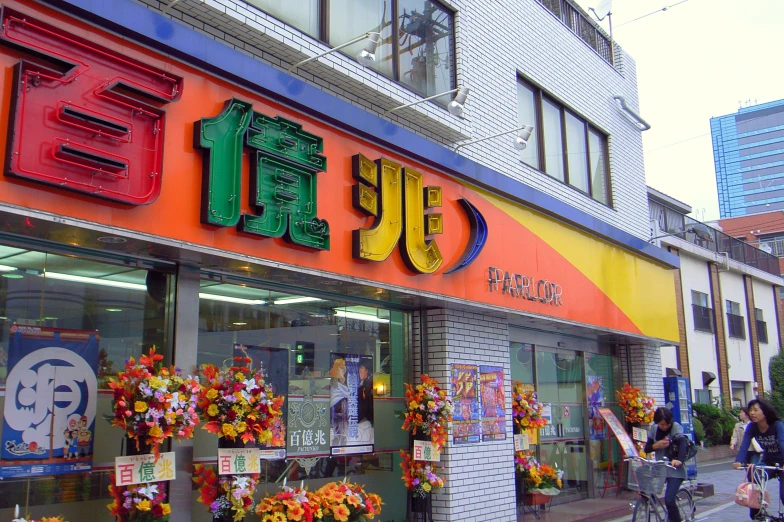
[726,313,746,340]
[692,305,714,333]
[535,0,614,66]
[672,217,781,277]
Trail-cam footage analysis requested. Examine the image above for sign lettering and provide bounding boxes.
[217,448,262,475]
[413,440,441,462]
[0,7,182,205]
[114,452,176,486]
[488,267,564,306]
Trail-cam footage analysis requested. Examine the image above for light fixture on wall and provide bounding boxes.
[287,32,381,73]
[613,95,651,131]
[455,125,534,152]
[334,309,390,324]
[384,86,470,118]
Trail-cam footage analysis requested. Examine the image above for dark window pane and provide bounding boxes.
[542,99,565,181]
[397,0,454,98]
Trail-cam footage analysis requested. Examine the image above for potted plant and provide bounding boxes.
[515,452,563,506]
[107,346,200,457]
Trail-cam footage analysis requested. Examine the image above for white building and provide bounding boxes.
[649,187,783,406]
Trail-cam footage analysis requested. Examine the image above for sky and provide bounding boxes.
[574,0,784,221]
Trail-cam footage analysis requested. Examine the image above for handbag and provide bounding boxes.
[735,465,770,510]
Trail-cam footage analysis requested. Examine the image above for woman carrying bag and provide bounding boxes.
[644,407,688,522]
[732,399,784,519]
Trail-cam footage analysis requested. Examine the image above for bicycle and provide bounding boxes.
[625,456,696,522]
[737,463,784,521]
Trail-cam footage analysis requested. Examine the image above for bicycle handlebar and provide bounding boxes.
[624,455,678,469]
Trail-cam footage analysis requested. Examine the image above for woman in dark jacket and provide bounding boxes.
[644,407,688,522]
[733,399,784,519]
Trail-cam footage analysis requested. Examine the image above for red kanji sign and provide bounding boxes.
[0,7,183,205]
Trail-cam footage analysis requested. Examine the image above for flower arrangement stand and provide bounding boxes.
[408,492,433,522]
[515,479,541,520]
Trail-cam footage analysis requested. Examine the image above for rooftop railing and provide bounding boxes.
[535,0,614,66]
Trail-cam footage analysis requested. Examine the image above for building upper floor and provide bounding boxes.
[121,0,653,239]
[711,98,784,218]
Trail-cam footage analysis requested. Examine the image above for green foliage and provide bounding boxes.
[768,352,784,417]
[692,403,737,446]
[692,417,705,444]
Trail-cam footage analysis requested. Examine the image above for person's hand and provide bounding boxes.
[730,444,736,450]
[653,439,670,450]
[733,462,743,469]
[671,460,682,468]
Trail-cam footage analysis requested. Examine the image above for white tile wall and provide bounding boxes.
[619,344,666,407]
[131,0,652,240]
[415,308,516,522]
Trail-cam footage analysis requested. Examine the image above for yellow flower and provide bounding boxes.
[136,500,151,511]
[423,483,431,492]
[236,372,246,381]
[149,376,164,389]
[409,401,418,410]
[262,516,275,522]
[272,513,286,522]
[222,423,237,438]
[206,389,219,400]
[236,421,247,433]
[134,401,148,413]
[161,504,171,515]
[149,425,163,438]
[207,404,219,416]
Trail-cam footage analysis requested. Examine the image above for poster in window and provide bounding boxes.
[587,375,605,440]
[329,353,374,455]
[451,363,481,444]
[234,344,289,450]
[0,326,99,478]
[287,377,331,457]
[479,365,506,441]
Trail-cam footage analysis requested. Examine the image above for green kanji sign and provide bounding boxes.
[194,98,330,250]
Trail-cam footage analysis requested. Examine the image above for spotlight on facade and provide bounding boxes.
[455,124,534,152]
[287,32,381,73]
[384,86,470,118]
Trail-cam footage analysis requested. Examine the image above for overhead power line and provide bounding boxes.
[615,0,691,28]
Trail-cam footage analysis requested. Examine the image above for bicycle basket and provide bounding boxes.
[633,461,667,496]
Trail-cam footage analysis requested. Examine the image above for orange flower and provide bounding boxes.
[332,504,351,522]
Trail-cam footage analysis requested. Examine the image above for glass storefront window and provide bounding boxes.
[246,0,320,38]
[193,277,411,521]
[510,342,534,385]
[329,0,394,78]
[0,244,173,520]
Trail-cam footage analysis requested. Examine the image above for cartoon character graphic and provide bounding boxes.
[62,418,79,460]
[77,415,92,457]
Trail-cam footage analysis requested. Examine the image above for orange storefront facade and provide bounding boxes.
[0,1,678,520]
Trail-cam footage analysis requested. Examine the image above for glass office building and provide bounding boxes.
[712,98,784,218]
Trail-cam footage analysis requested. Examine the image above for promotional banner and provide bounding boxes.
[451,364,480,444]
[329,353,374,454]
[234,344,288,450]
[287,378,331,457]
[1,326,99,478]
[587,375,606,440]
[479,365,506,441]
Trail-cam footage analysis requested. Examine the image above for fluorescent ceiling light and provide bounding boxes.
[334,310,389,324]
[199,293,265,305]
[273,297,325,305]
[0,265,16,271]
[2,274,23,279]
[106,308,123,312]
[44,272,147,291]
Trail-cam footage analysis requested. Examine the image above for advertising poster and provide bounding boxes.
[451,363,481,444]
[329,353,374,454]
[287,378,331,457]
[479,365,506,441]
[1,326,99,478]
[597,407,638,457]
[587,375,606,440]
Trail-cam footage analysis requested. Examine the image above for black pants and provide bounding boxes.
[664,477,684,522]
[748,467,784,519]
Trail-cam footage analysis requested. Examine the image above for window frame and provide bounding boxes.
[725,300,746,339]
[517,78,612,207]
[258,0,457,102]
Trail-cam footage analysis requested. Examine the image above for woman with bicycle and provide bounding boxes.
[644,407,688,522]
[733,399,784,519]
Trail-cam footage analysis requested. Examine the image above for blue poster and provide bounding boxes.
[1,326,99,478]
[329,352,374,455]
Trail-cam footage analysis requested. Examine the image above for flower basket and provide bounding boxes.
[511,381,548,433]
[402,375,453,451]
[523,492,551,506]
[107,347,200,459]
[399,450,445,499]
[193,464,259,521]
[616,383,655,425]
[256,479,383,521]
[108,477,172,521]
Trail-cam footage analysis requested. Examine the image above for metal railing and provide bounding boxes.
[672,216,781,277]
[726,313,746,339]
[692,305,714,333]
[751,238,784,258]
[758,320,769,344]
[535,0,614,66]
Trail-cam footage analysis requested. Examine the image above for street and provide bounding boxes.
[611,459,784,522]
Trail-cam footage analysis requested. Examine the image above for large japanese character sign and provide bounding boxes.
[195,98,330,250]
[0,7,183,204]
[0,326,99,478]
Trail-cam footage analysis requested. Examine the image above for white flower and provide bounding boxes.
[138,484,159,499]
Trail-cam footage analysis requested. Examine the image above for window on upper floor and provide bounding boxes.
[755,308,768,344]
[726,300,745,339]
[759,234,784,257]
[246,0,456,101]
[691,290,713,333]
[516,79,612,206]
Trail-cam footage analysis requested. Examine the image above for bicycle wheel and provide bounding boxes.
[632,498,652,522]
[675,488,695,521]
